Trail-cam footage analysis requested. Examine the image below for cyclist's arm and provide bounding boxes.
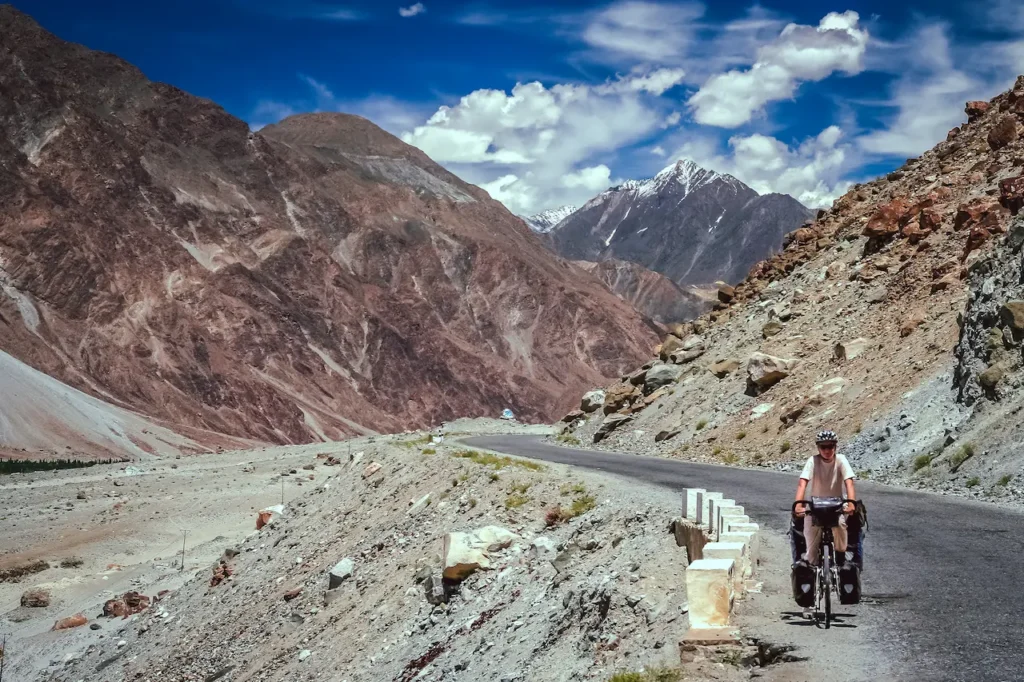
[794,478,809,515]
[843,477,856,512]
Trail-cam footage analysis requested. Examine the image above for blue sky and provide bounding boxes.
[11,0,1024,214]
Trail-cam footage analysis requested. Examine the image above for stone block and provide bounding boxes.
[720,531,757,574]
[708,498,734,534]
[714,505,744,536]
[696,491,722,526]
[701,542,746,592]
[683,488,706,520]
[685,558,735,629]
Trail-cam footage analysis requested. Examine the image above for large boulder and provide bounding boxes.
[594,413,633,442]
[834,338,870,361]
[328,558,355,589]
[863,199,910,239]
[1001,301,1024,332]
[681,335,705,351]
[603,383,640,414]
[579,389,606,413]
[988,114,1019,150]
[966,100,991,121]
[716,282,735,303]
[442,526,518,580]
[21,588,50,608]
[659,335,684,361]
[746,353,797,393]
[643,364,682,393]
[709,358,741,378]
[52,613,88,631]
[954,198,1003,231]
[999,175,1024,215]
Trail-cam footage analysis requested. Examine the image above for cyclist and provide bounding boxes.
[794,429,857,568]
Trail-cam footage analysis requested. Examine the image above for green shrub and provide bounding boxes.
[721,451,739,465]
[607,668,682,682]
[711,445,722,456]
[509,482,531,494]
[421,448,436,455]
[966,477,980,488]
[0,458,119,475]
[452,450,544,471]
[559,483,587,496]
[695,419,708,431]
[998,474,1013,486]
[736,431,746,440]
[913,453,933,471]
[505,493,530,509]
[468,497,478,508]
[556,433,582,446]
[489,472,500,482]
[780,441,791,453]
[949,443,975,472]
[546,493,597,525]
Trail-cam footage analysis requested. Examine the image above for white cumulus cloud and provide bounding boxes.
[581,1,705,63]
[401,69,686,215]
[676,126,854,208]
[399,3,426,18]
[688,11,869,128]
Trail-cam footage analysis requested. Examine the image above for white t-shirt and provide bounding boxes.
[800,453,855,499]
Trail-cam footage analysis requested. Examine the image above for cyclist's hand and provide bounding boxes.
[842,501,855,514]
[794,503,807,517]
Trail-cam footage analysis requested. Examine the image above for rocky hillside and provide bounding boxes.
[0,7,657,454]
[575,259,714,325]
[549,160,814,287]
[525,205,577,234]
[37,425,747,682]
[559,78,1024,499]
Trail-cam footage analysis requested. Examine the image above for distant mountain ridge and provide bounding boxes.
[525,205,577,233]
[548,159,815,287]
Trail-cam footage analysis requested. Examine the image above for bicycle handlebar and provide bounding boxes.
[791,498,856,513]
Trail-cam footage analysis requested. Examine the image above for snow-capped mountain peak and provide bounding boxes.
[525,205,578,233]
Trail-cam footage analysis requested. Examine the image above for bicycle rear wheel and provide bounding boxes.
[822,547,832,629]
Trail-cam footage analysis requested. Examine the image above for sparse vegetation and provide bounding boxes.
[711,445,722,456]
[999,474,1013,486]
[421,448,436,455]
[913,453,934,471]
[468,497,478,508]
[0,458,119,475]
[560,482,587,496]
[398,434,434,449]
[721,451,739,465]
[505,492,530,509]
[60,557,84,569]
[451,449,544,471]
[607,667,683,682]
[488,472,500,482]
[966,477,980,488]
[695,419,708,431]
[780,440,791,453]
[556,433,582,446]
[949,443,975,472]
[854,423,862,434]
[509,482,532,494]
[545,493,597,526]
[0,559,49,583]
[736,431,746,440]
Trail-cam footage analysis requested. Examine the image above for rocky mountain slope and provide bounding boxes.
[525,205,577,234]
[0,7,657,454]
[25,423,749,682]
[575,259,714,325]
[559,79,1024,499]
[549,160,815,287]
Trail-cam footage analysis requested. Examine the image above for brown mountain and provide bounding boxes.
[0,6,656,454]
[549,160,815,287]
[573,259,714,324]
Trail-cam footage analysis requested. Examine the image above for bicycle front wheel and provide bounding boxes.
[822,548,832,629]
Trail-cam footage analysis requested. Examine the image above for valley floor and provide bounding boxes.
[0,419,796,682]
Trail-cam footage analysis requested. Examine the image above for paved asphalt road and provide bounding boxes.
[465,435,1024,682]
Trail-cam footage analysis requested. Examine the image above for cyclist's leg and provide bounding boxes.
[803,515,822,565]
[833,517,850,565]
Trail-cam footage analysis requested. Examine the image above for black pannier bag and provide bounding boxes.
[838,561,861,604]
[791,560,815,607]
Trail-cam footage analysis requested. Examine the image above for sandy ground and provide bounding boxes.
[2,419,828,681]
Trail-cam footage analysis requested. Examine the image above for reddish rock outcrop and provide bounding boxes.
[0,7,656,451]
[1000,175,1024,215]
[966,101,991,121]
[103,591,150,618]
[989,115,1020,150]
[52,613,88,631]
